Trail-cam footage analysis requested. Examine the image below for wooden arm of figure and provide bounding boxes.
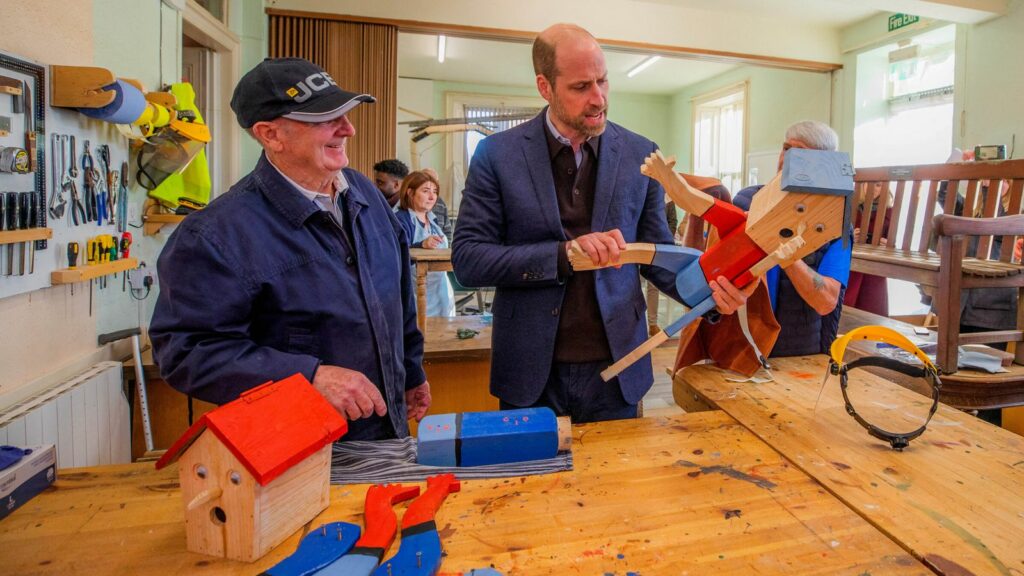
[568,242,657,271]
[749,227,806,278]
[600,330,669,382]
[640,150,715,217]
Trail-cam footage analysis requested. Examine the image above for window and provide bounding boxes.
[444,92,544,212]
[691,83,747,193]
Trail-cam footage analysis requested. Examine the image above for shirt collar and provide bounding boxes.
[267,157,350,206]
[544,108,600,160]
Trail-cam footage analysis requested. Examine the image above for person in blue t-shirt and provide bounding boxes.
[713,120,851,357]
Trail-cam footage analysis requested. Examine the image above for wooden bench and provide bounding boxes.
[850,158,1024,373]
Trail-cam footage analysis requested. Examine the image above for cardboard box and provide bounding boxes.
[0,445,56,521]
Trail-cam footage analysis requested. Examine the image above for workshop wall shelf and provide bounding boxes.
[0,228,53,245]
[142,199,185,236]
[143,213,185,236]
[51,257,138,284]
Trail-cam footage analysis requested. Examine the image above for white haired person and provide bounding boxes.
[720,120,853,357]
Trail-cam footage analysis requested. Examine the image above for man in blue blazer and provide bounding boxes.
[452,24,682,422]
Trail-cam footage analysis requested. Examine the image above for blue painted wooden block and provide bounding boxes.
[460,407,558,467]
[417,413,457,467]
[781,148,854,196]
[417,408,562,467]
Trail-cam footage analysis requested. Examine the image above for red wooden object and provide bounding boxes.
[155,373,347,485]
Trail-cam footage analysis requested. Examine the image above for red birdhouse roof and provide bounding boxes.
[155,373,347,486]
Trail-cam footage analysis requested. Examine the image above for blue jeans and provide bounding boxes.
[500,361,638,423]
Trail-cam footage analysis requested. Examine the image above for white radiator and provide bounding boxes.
[0,362,131,469]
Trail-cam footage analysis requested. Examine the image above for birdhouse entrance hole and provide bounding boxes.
[211,507,227,525]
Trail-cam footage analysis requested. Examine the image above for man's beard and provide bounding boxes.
[551,94,607,139]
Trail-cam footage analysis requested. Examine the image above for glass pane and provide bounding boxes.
[194,0,225,22]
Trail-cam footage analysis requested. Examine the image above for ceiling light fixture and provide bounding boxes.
[438,35,447,64]
[626,55,660,78]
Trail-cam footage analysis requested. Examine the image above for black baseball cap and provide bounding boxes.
[230,57,376,128]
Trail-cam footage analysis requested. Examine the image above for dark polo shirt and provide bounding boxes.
[545,125,612,363]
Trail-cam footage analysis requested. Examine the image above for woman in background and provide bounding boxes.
[394,170,456,317]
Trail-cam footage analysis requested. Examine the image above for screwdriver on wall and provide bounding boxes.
[67,241,79,295]
[5,193,16,275]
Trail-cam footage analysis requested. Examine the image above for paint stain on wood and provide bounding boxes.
[676,460,776,490]
[914,502,1011,575]
[723,509,742,519]
[922,554,978,576]
[788,371,817,379]
[438,522,456,539]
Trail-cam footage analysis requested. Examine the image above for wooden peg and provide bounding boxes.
[49,65,117,108]
[145,91,177,109]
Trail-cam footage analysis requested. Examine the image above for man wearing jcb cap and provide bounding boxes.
[151,58,431,440]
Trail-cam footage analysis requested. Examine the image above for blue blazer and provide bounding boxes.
[452,112,680,406]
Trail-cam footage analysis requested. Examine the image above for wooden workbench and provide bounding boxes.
[415,315,498,434]
[125,316,497,455]
[0,411,932,575]
[410,247,454,333]
[674,356,1024,576]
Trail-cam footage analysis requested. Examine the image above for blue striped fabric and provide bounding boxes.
[330,437,573,484]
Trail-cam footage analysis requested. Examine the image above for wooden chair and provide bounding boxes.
[851,159,1024,373]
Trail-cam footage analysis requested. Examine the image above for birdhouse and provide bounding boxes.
[155,373,347,562]
[745,148,853,264]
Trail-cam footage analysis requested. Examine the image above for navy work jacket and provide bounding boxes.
[150,154,426,437]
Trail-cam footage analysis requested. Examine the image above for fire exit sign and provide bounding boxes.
[888,13,920,32]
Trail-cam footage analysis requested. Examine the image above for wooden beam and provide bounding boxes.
[265,9,842,73]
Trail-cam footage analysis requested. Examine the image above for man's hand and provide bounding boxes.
[422,235,444,249]
[405,381,432,422]
[572,229,626,268]
[312,365,387,421]
[709,275,760,315]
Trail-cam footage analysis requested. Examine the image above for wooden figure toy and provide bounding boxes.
[317,483,422,576]
[373,474,461,576]
[155,373,348,562]
[417,408,571,467]
[571,148,853,381]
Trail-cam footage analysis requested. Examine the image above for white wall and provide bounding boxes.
[960,0,1024,153]
[269,0,844,64]
[0,0,257,407]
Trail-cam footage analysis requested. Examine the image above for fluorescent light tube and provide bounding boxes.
[627,55,660,78]
[438,35,447,64]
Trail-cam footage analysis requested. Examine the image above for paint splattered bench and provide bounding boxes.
[1,411,934,574]
[674,355,1024,576]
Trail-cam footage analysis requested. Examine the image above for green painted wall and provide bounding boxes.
[666,66,832,175]
[961,1,1024,154]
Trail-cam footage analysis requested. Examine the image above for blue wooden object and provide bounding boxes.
[259,521,360,576]
[371,530,443,576]
[416,408,560,467]
[781,148,855,247]
[460,407,557,466]
[417,413,457,467]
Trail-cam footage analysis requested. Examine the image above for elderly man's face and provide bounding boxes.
[279,115,356,177]
[537,36,609,143]
[778,138,811,172]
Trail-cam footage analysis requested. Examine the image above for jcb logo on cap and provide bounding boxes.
[288,72,337,103]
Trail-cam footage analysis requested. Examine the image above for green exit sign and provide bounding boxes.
[888,13,920,32]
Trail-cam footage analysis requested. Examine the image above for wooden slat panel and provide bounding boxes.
[1000,179,1024,262]
[888,179,910,249]
[853,181,870,244]
[961,180,980,258]
[918,180,939,253]
[976,179,1003,260]
[870,182,892,246]
[943,180,960,215]
[854,159,1024,182]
